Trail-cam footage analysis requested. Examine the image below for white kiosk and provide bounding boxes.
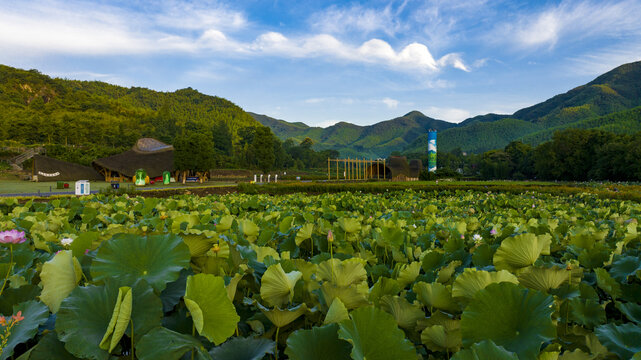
[75,180,90,195]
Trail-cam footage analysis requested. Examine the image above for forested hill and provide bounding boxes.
[404,60,641,154]
[0,65,259,148]
[251,110,456,158]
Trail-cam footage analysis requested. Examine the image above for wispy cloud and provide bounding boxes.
[382,97,399,109]
[0,0,468,74]
[424,106,471,123]
[491,0,641,50]
[309,3,406,37]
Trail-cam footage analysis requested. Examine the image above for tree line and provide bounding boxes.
[415,128,641,182]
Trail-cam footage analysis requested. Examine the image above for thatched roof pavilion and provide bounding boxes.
[92,138,174,181]
[32,155,102,182]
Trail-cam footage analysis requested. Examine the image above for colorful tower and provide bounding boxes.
[428,130,437,172]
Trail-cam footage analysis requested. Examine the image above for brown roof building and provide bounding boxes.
[92,138,174,181]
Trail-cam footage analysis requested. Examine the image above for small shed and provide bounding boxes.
[75,180,90,195]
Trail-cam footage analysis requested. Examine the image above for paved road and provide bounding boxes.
[0,184,236,198]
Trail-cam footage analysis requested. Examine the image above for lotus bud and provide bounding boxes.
[212,243,221,254]
[327,230,334,243]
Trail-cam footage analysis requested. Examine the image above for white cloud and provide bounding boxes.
[492,0,641,50]
[304,98,327,104]
[382,97,399,109]
[424,106,471,123]
[309,4,405,37]
[0,0,468,74]
[316,120,340,128]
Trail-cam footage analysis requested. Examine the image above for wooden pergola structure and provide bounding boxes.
[327,158,387,180]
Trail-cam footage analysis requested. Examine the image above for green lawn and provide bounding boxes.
[0,180,236,195]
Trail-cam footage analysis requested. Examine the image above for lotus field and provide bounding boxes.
[1,190,641,360]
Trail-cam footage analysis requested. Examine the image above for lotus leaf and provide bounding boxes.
[338,217,361,233]
[451,340,519,360]
[69,231,97,258]
[610,256,641,283]
[413,281,460,313]
[39,250,82,313]
[258,303,308,328]
[437,260,462,283]
[239,219,259,241]
[452,268,518,300]
[0,301,49,360]
[260,263,302,307]
[461,282,556,360]
[517,266,571,293]
[56,280,162,360]
[295,223,314,246]
[99,286,132,353]
[421,324,462,353]
[615,301,641,324]
[369,277,401,305]
[135,327,208,360]
[0,285,41,315]
[209,336,275,360]
[279,216,294,233]
[594,268,621,299]
[379,295,425,329]
[91,233,191,292]
[396,261,421,288]
[317,258,367,287]
[493,233,551,272]
[321,281,370,309]
[568,298,606,328]
[595,323,641,359]
[324,298,349,325]
[285,323,351,360]
[184,274,240,345]
[24,332,76,360]
[338,306,417,360]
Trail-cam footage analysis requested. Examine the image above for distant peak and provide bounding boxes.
[404,110,425,117]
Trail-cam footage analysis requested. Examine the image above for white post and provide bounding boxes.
[268,174,271,183]
[275,174,278,183]
[260,174,263,182]
[254,174,257,182]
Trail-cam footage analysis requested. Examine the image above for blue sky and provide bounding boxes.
[1,0,640,126]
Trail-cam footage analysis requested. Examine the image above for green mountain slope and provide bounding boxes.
[404,60,641,154]
[0,65,260,147]
[250,110,456,158]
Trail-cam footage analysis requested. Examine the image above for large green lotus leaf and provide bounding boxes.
[184,274,240,345]
[99,286,132,353]
[239,219,259,241]
[461,282,556,360]
[338,217,361,233]
[493,233,551,272]
[321,282,370,310]
[260,263,302,307]
[0,300,49,360]
[317,258,367,287]
[413,281,460,313]
[91,233,190,292]
[56,280,162,360]
[421,324,462,353]
[451,340,519,360]
[396,261,421,288]
[0,285,40,316]
[295,223,314,246]
[170,213,201,233]
[594,268,621,299]
[285,323,351,360]
[136,327,209,360]
[279,215,294,233]
[595,323,641,359]
[615,301,641,324]
[324,298,349,325]
[258,302,308,328]
[209,336,275,360]
[226,273,244,302]
[518,266,571,293]
[568,298,606,328]
[70,231,97,258]
[452,268,518,300]
[610,256,641,283]
[39,250,82,313]
[182,234,215,257]
[417,310,458,332]
[557,348,594,360]
[379,295,425,329]
[216,215,234,232]
[24,332,77,360]
[338,306,417,360]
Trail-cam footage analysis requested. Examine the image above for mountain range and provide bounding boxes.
[253,61,641,157]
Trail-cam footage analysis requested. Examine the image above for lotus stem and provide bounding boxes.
[191,323,195,360]
[0,245,13,298]
[274,326,280,360]
[130,319,134,360]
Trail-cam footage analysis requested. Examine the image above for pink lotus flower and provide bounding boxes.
[0,230,26,244]
[490,229,498,236]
